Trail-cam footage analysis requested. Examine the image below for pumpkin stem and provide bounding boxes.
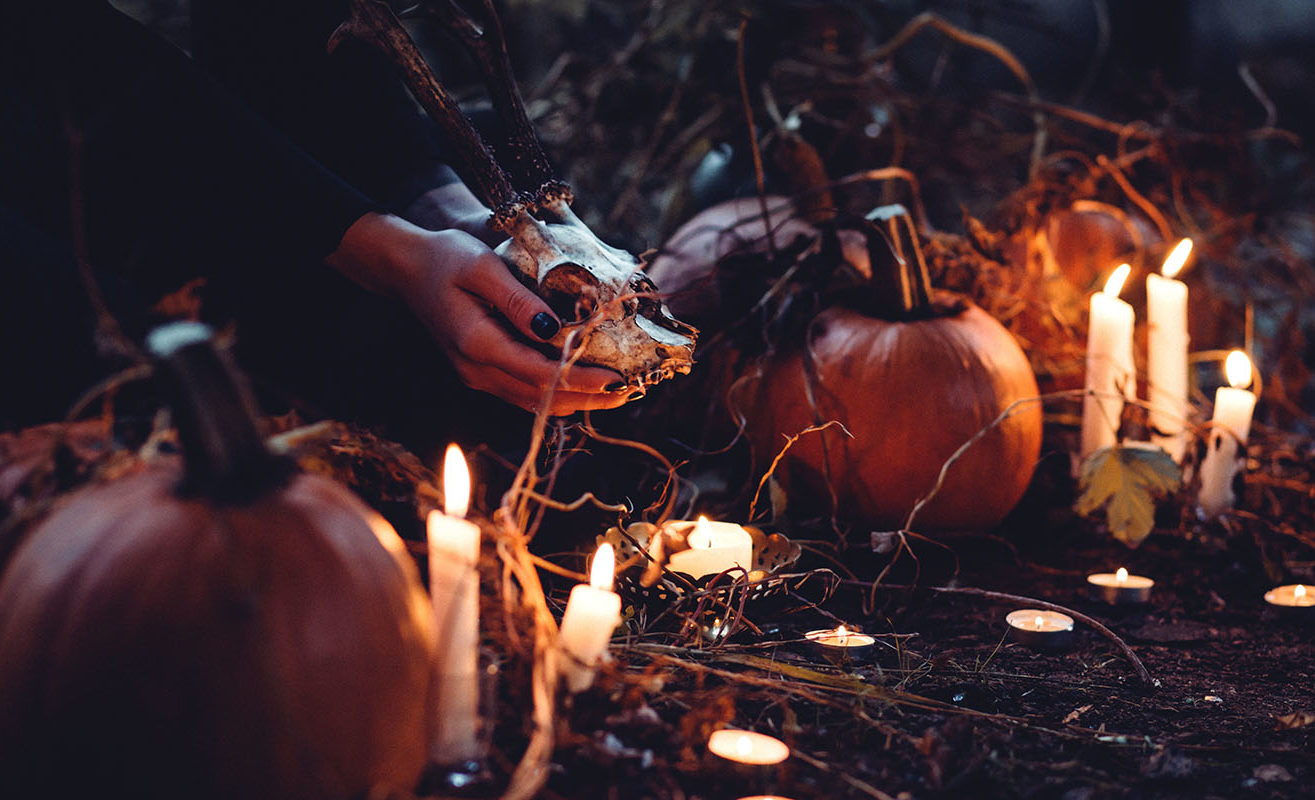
[147,322,293,503]
[862,204,937,320]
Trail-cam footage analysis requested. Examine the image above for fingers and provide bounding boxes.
[452,351,633,416]
[442,313,633,411]
[453,246,562,344]
[405,229,641,412]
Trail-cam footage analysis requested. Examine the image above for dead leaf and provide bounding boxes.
[1274,711,1315,730]
[1075,443,1182,546]
[1063,704,1093,724]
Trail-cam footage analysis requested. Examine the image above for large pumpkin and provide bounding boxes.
[744,291,1042,530]
[654,198,1042,531]
[0,323,437,800]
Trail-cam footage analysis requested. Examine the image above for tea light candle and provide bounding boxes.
[666,516,754,579]
[427,444,482,763]
[558,543,623,693]
[1198,350,1258,517]
[1087,567,1154,604]
[1264,583,1315,611]
[707,729,790,766]
[1147,239,1192,462]
[805,625,876,662]
[1081,264,1136,463]
[1006,609,1075,649]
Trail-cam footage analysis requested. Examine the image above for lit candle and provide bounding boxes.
[1197,350,1258,517]
[1087,566,1154,604]
[426,444,482,763]
[805,624,876,663]
[707,729,790,766]
[1264,583,1315,611]
[558,543,623,693]
[1005,609,1075,649]
[665,516,754,579]
[1147,239,1192,462]
[1081,264,1136,464]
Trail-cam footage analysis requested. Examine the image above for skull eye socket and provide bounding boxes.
[540,263,604,324]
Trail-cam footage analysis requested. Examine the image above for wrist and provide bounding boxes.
[404,183,499,245]
[326,211,427,299]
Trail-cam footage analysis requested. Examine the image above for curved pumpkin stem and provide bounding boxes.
[147,322,293,504]
[861,204,939,320]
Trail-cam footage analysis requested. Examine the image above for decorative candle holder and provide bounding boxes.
[601,522,822,642]
[1087,568,1154,605]
[1006,609,1075,650]
[804,625,876,665]
[417,646,500,797]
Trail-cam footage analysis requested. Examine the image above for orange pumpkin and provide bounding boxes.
[0,323,437,800]
[655,199,1042,531]
[743,291,1042,530]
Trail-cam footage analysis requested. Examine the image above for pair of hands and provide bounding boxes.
[328,186,633,416]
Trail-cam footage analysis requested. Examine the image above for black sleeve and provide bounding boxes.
[0,0,376,287]
[191,0,462,212]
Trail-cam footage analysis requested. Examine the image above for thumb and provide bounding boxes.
[467,251,561,342]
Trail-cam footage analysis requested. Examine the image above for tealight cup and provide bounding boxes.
[804,625,876,664]
[707,729,790,766]
[1006,609,1075,649]
[1264,584,1315,618]
[1087,567,1154,605]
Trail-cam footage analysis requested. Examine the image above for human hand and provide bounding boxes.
[403,182,503,246]
[330,213,632,415]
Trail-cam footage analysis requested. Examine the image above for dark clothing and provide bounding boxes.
[0,0,486,451]
[0,1,376,295]
[192,0,462,211]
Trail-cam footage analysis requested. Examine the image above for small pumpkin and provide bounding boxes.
[0,323,437,800]
[743,210,1042,530]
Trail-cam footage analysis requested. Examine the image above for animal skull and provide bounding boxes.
[334,0,697,390]
[498,200,697,391]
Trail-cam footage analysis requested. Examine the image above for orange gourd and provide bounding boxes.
[0,323,437,800]
[745,292,1042,530]
[654,199,1041,531]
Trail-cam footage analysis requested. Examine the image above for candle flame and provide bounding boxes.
[836,624,849,643]
[1034,615,1045,630]
[695,515,713,549]
[1103,263,1131,298]
[1297,584,1308,600]
[1116,567,1129,585]
[1224,350,1253,389]
[443,443,471,518]
[735,735,753,758]
[1161,238,1193,279]
[589,543,615,591]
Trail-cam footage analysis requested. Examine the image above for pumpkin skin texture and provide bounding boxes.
[0,467,437,800]
[745,295,1042,531]
[0,324,438,800]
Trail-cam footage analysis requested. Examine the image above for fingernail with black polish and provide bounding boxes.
[605,381,626,392]
[628,391,645,401]
[530,312,560,340]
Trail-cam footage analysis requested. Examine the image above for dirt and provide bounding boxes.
[519,488,1315,800]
